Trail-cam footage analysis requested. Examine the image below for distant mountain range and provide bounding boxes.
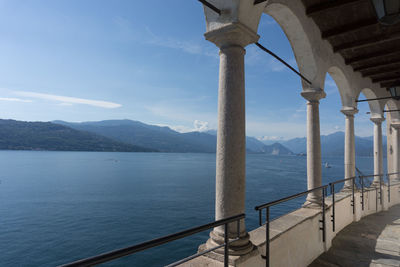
[54,120,217,153]
[0,118,382,156]
[267,132,386,157]
[54,120,292,155]
[0,119,153,152]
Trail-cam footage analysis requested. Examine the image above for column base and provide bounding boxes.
[371,180,381,188]
[341,184,354,192]
[203,231,254,256]
[302,199,323,209]
[197,243,259,267]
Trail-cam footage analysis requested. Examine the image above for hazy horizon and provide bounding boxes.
[0,117,378,140]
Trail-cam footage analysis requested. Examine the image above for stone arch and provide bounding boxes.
[264,3,319,87]
[325,66,354,108]
[356,88,384,117]
[384,99,400,120]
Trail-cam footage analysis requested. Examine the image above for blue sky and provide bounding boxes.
[0,0,378,139]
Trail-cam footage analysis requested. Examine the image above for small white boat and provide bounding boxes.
[325,162,331,168]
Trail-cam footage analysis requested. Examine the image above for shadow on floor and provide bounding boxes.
[309,204,400,267]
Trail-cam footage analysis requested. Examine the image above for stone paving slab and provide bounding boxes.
[309,205,400,267]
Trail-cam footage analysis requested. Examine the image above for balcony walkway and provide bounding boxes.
[310,204,400,267]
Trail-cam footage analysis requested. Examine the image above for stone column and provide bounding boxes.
[301,89,326,207]
[387,113,394,176]
[204,23,259,256]
[392,122,400,183]
[371,117,385,186]
[341,107,358,190]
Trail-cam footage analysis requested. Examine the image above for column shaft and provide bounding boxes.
[387,113,394,175]
[306,101,322,204]
[393,125,400,182]
[345,115,355,187]
[371,118,384,185]
[301,90,325,207]
[342,108,358,190]
[205,42,255,256]
[215,45,246,230]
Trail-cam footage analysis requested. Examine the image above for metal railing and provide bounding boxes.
[58,214,245,267]
[329,176,356,232]
[387,172,400,203]
[358,174,382,211]
[255,171,400,267]
[254,185,329,267]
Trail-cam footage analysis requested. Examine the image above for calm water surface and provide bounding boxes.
[0,151,377,266]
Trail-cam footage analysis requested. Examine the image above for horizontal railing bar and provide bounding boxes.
[166,237,240,267]
[359,174,383,178]
[329,176,356,185]
[58,214,245,267]
[166,243,224,267]
[255,185,328,210]
[387,172,400,176]
[258,208,307,227]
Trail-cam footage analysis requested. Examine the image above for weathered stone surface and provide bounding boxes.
[309,205,400,267]
[301,88,325,207]
[341,107,358,191]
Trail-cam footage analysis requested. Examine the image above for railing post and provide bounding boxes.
[237,220,240,239]
[224,223,229,267]
[352,177,355,214]
[319,188,326,242]
[330,183,335,232]
[375,187,378,211]
[388,174,391,203]
[379,174,383,205]
[361,176,365,211]
[265,207,270,267]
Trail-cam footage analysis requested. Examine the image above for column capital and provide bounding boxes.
[370,117,385,124]
[301,88,326,102]
[341,107,358,117]
[391,122,400,129]
[204,22,259,49]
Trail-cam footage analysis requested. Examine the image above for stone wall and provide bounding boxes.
[247,183,400,267]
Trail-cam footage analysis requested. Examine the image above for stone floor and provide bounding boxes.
[309,205,400,267]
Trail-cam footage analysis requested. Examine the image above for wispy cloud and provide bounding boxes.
[166,125,193,133]
[324,79,339,95]
[246,120,307,138]
[325,80,337,88]
[290,103,307,119]
[14,91,121,109]
[146,26,203,55]
[261,18,277,27]
[113,16,217,58]
[260,15,278,28]
[193,120,209,132]
[161,120,211,133]
[269,58,297,72]
[144,103,216,124]
[246,45,297,72]
[257,136,284,141]
[0,97,32,103]
[58,102,74,106]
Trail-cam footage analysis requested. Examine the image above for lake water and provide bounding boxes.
[0,151,377,266]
